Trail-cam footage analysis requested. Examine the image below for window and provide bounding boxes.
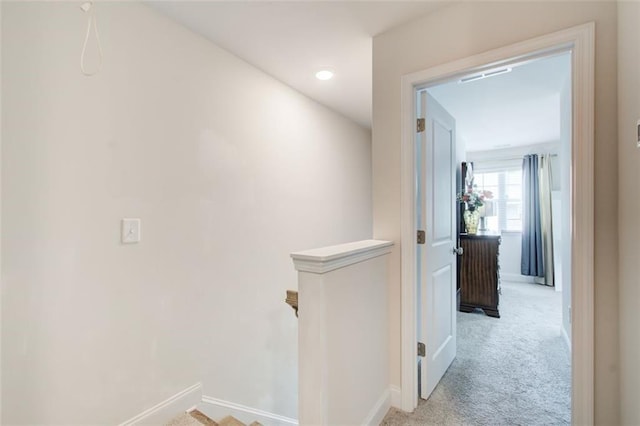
[474,167,522,232]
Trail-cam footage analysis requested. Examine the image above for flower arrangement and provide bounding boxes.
[457,186,493,212]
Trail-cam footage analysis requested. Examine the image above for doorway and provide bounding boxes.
[399,23,595,424]
[415,51,572,422]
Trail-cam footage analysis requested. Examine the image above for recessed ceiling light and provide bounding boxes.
[315,70,334,81]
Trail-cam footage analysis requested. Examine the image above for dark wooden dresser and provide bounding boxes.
[459,233,501,318]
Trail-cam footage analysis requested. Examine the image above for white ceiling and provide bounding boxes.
[148,1,445,129]
[427,53,571,152]
[148,3,570,140]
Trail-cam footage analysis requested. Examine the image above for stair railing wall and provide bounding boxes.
[291,240,393,425]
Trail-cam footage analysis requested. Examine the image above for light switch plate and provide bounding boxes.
[121,218,141,244]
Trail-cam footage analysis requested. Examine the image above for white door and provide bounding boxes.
[418,91,457,399]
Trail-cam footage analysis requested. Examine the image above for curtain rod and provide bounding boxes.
[468,153,559,162]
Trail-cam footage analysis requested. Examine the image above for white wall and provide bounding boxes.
[1,2,372,424]
[497,232,524,280]
[617,2,640,424]
[551,191,562,292]
[293,241,391,426]
[373,2,619,423]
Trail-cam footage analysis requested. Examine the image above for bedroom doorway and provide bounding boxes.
[400,23,595,424]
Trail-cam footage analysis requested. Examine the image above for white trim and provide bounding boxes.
[118,383,202,426]
[400,23,595,424]
[291,240,393,274]
[200,395,298,426]
[568,22,595,426]
[361,389,391,426]
[562,324,572,354]
[389,385,402,409]
[400,72,418,411]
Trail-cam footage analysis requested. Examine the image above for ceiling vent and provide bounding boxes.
[459,68,512,84]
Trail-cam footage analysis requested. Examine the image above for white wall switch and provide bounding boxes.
[121,218,141,244]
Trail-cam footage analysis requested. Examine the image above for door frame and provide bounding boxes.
[399,23,595,424]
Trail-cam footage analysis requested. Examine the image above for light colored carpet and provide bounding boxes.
[382,281,571,426]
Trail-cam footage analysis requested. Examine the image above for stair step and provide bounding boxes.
[165,409,262,426]
[189,409,218,426]
[165,412,206,426]
[218,416,246,426]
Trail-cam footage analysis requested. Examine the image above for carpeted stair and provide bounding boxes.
[166,410,262,426]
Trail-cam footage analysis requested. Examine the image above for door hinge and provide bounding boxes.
[417,230,426,244]
[417,118,425,133]
[418,342,426,357]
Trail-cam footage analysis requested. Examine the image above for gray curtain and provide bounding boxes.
[521,154,545,277]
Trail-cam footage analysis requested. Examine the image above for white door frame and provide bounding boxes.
[399,23,595,425]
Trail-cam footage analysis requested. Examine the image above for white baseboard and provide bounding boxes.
[389,385,402,409]
[562,324,571,353]
[200,395,298,426]
[501,273,536,284]
[362,388,391,426]
[119,383,202,426]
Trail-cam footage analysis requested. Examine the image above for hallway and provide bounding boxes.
[382,281,570,425]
